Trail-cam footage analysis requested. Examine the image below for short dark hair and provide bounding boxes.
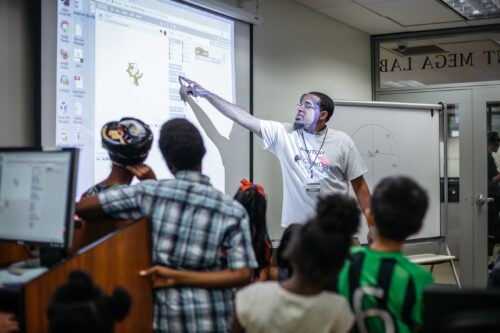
[46,270,130,333]
[159,119,206,171]
[287,194,360,287]
[488,131,500,143]
[308,91,335,122]
[371,176,428,241]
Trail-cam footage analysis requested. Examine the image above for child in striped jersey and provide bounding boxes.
[230,194,359,333]
[338,176,434,333]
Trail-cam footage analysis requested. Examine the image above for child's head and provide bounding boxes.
[370,176,428,242]
[234,179,268,276]
[46,270,131,333]
[286,194,360,288]
[101,117,153,167]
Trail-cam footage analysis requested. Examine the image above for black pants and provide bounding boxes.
[488,198,500,255]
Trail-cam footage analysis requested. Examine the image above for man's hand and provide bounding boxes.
[140,266,179,288]
[125,164,156,181]
[179,76,212,98]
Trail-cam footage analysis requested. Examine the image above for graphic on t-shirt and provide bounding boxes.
[352,124,399,189]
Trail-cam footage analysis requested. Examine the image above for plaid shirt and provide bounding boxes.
[98,170,257,332]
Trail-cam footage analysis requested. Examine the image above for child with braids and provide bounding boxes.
[230,193,359,333]
[46,270,131,333]
[233,179,272,281]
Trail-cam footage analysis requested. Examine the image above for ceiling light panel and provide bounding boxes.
[440,0,500,20]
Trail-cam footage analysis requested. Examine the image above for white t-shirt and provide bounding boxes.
[259,120,368,227]
[236,281,354,333]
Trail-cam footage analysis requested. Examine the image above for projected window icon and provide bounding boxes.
[74,48,83,63]
[74,0,82,10]
[59,48,69,60]
[60,20,69,33]
[60,74,69,86]
[75,102,82,115]
[75,24,82,36]
[74,75,83,89]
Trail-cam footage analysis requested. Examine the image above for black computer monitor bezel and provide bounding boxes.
[0,147,78,249]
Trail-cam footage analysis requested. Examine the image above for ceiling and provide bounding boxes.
[293,0,500,35]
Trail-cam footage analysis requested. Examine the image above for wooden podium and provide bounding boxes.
[2,218,153,332]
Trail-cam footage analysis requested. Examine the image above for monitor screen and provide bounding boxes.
[0,149,78,248]
[42,0,250,199]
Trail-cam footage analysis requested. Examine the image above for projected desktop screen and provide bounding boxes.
[0,150,77,248]
[45,0,250,198]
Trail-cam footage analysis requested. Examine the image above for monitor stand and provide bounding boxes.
[40,248,67,268]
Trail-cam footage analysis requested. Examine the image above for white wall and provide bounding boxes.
[252,0,372,239]
[0,0,34,147]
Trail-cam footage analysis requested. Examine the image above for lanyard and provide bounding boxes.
[300,127,328,179]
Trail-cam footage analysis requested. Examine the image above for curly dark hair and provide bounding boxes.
[46,270,131,333]
[287,194,360,287]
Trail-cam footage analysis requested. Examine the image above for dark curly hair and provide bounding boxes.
[286,194,360,287]
[46,270,131,333]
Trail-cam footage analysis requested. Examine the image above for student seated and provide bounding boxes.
[230,194,359,333]
[81,117,155,198]
[76,119,257,333]
[338,176,434,333]
[46,270,130,333]
[233,179,272,281]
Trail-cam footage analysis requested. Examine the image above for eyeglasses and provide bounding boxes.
[297,102,317,110]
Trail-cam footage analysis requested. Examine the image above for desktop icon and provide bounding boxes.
[59,101,68,114]
[59,48,69,60]
[61,129,68,142]
[61,0,70,7]
[75,23,82,36]
[74,48,83,63]
[60,20,69,33]
[74,75,83,89]
[60,74,69,86]
[75,102,83,115]
[74,0,82,10]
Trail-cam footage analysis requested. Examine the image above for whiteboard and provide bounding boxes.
[331,103,441,243]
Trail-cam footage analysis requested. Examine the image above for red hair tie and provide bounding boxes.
[238,178,265,197]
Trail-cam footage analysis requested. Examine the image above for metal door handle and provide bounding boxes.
[475,194,494,206]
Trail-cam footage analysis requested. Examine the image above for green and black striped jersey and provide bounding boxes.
[338,247,434,333]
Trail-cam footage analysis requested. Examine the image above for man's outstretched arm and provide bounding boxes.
[180,76,262,138]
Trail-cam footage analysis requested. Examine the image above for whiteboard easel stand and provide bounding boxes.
[440,101,461,288]
[334,100,460,287]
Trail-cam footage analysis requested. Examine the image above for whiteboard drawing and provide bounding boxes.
[352,124,400,190]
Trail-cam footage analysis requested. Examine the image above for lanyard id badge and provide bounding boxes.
[306,182,321,193]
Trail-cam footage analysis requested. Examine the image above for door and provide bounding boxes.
[376,88,486,286]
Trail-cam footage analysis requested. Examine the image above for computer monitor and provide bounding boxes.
[0,148,78,249]
[423,285,500,333]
